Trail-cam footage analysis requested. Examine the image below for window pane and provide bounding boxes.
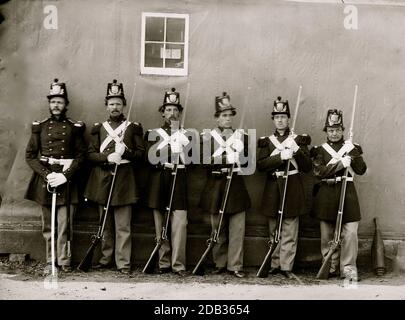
[166,18,185,42]
[145,17,164,41]
[165,44,184,69]
[145,43,164,68]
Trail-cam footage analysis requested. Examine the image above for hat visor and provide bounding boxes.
[159,103,183,112]
[215,107,236,117]
[323,124,344,132]
[47,94,67,100]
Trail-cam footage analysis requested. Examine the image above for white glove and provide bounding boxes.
[47,172,67,188]
[115,142,126,156]
[226,152,239,164]
[170,141,182,154]
[107,152,122,164]
[280,148,293,160]
[341,156,352,168]
[285,137,299,153]
[344,140,355,151]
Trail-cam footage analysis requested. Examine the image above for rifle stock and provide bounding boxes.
[316,242,338,279]
[77,234,101,272]
[142,240,162,274]
[256,241,277,278]
[192,239,215,276]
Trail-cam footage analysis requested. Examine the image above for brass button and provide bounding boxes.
[48,133,51,136]
[49,141,52,144]
[49,148,53,151]
[50,121,53,124]
[62,133,66,135]
[49,127,52,129]
[63,126,66,128]
[61,156,64,159]
[61,140,65,142]
[63,120,66,123]
[61,148,65,151]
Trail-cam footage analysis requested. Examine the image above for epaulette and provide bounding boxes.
[31,118,48,133]
[296,134,311,146]
[353,143,363,155]
[91,122,102,135]
[258,136,269,148]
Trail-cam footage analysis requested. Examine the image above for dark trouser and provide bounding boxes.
[153,209,188,272]
[41,205,74,266]
[210,211,245,272]
[98,205,132,270]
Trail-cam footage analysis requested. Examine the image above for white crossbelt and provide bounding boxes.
[211,129,244,159]
[155,128,189,164]
[100,121,128,153]
[322,142,355,177]
[269,134,299,176]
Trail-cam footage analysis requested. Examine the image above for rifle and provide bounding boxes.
[66,181,72,258]
[257,86,303,278]
[316,85,358,279]
[77,83,137,272]
[143,83,191,274]
[192,88,249,276]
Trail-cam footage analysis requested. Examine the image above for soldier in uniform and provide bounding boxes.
[311,109,367,281]
[84,79,145,274]
[257,96,312,279]
[144,88,195,277]
[25,79,86,273]
[199,92,251,278]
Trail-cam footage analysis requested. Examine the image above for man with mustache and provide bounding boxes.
[84,79,145,274]
[144,88,195,277]
[311,109,367,281]
[25,79,86,274]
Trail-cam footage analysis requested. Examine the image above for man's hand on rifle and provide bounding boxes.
[107,152,122,165]
[280,148,294,160]
[226,151,239,164]
[115,142,126,156]
[341,155,352,168]
[285,137,299,153]
[46,172,67,187]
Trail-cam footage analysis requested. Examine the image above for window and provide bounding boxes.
[141,12,189,76]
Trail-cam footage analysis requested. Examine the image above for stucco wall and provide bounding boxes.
[0,0,404,244]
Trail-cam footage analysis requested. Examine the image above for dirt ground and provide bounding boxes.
[1,256,405,300]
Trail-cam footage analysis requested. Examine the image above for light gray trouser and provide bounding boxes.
[210,211,246,272]
[99,205,132,270]
[41,205,74,266]
[320,220,359,276]
[268,216,299,271]
[153,209,188,272]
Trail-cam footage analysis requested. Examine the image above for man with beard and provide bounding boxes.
[25,79,86,274]
[144,88,195,277]
[84,79,145,274]
[311,109,367,281]
[257,96,312,279]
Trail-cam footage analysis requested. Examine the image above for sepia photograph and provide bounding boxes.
[0,0,404,311]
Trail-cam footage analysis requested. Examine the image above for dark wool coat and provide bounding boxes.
[257,129,312,218]
[198,127,251,215]
[84,115,145,206]
[143,123,196,211]
[25,114,86,206]
[311,139,367,223]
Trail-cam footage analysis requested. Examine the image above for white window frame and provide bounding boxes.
[140,12,189,76]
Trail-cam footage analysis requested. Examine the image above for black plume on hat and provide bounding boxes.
[105,79,126,105]
[214,91,236,117]
[272,96,290,117]
[47,78,69,105]
[159,87,183,112]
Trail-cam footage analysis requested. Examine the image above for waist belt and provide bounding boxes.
[273,169,298,177]
[321,176,354,184]
[40,156,73,171]
[212,167,241,175]
[164,163,185,169]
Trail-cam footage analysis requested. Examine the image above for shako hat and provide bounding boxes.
[105,79,126,105]
[47,78,69,105]
[214,92,236,117]
[159,87,182,112]
[323,109,344,132]
[272,96,290,117]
